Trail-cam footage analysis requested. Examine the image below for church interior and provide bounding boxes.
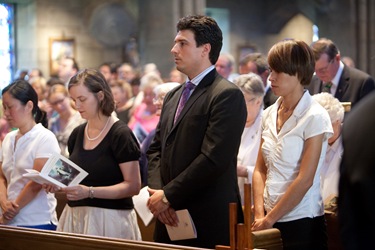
[1,0,374,249]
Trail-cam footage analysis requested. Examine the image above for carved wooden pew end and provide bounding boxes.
[215,183,283,250]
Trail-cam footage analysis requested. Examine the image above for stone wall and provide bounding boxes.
[16,0,138,78]
[14,0,375,80]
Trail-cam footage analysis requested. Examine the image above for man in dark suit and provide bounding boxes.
[306,38,375,108]
[338,91,375,250]
[147,15,247,248]
[239,52,278,109]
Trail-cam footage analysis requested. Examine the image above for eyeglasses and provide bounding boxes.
[153,94,166,104]
[50,98,66,106]
[245,97,256,104]
[316,59,334,74]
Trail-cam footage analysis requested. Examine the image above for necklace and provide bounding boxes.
[85,117,111,141]
[279,102,295,113]
[277,102,295,132]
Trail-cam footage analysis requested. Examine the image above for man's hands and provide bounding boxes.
[147,188,178,226]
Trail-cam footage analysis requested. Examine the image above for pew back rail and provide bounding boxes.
[0,225,210,250]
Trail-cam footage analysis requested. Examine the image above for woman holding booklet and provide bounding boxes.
[46,69,142,240]
[0,80,60,229]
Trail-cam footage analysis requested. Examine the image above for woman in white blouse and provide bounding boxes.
[252,40,333,249]
[234,73,264,205]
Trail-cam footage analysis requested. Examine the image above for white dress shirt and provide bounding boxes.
[328,61,344,96]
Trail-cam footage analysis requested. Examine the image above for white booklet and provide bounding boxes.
[132,186,154,226]
[166,209,197,241]
[23,153,88,188]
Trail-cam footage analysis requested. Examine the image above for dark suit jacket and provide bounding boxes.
[306,64,375,107]
[147,69,247,248]
[338,91,375,250]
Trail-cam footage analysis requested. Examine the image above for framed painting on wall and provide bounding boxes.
[49,38,75,76]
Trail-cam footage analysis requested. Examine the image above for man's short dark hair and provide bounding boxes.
[239,52,269,74]
[177,15,223,65]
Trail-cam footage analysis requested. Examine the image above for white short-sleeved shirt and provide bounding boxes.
[261,91,333,222]
[0,123,61,226]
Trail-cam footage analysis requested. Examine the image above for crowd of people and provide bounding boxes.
[0,14,374,250]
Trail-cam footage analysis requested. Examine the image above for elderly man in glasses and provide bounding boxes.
[306,38,375,108]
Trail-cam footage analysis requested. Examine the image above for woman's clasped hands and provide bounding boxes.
[0,200,19,224]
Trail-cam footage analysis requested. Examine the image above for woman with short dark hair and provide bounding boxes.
[252,40,333,249]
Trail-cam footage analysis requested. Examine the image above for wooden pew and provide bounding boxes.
[0,225,210,250]
[53,185,282,249]
[216,184,283,250]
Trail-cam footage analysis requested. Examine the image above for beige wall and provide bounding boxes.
[266,14,314,53]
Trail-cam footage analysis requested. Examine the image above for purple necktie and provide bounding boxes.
[174,82,196,123]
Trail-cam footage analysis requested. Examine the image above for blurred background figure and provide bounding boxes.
[118,63,136,83]
[47,84,84,157]
[99,62,118,85]
[312,92,344,209]
[142,63,161,77]
[128,72,162,143]
[233,73,264,204]
[0,99,11,144]
[139,82,180,187]
[129,76,141,100]
[45,77,65,106]
[14,69,28,81]
[215,53,237,81]
[239,52,278,108]
[110,79,134,124]
[58,57,79,85]
[169,67,186,84]
[307,38,375,107]
[27,68,44,82]
[29,76,53,119]
[342,56,355,68]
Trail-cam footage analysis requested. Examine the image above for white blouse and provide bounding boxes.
[320,135,343,202]
[0,123,60,226]
[237,109,262,204]
[261,91,333,222]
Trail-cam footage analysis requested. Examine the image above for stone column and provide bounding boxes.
[15,2,39,74]
[357,0,369,72]
[138,0,206,79]
[356,0,375,76]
